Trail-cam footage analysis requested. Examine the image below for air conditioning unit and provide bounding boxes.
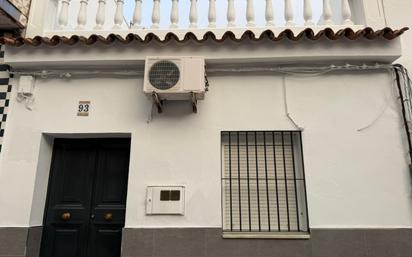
[143,57,206,101]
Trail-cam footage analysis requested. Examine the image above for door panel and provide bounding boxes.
[42,140,96,257]
[93,140,130,205]
[41,138,131,257]
[52,227,80,257]
[89,140,130,254]
[92,140,130,224]
[88,225,123,257]
[42,224,88,257]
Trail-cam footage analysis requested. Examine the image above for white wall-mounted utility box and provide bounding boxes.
[146,186,185,215]
[18,76,35,95]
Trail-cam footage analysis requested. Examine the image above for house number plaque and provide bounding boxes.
[78,101,90,116]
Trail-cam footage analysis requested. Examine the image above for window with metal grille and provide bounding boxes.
[221,131,309,237]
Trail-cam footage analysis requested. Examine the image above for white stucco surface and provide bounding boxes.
[0,70,410,229]
[385,0,412,70]
[1,0,412,230]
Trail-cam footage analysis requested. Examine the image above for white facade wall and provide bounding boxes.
[385,0,412,69]
[1,0,412,232]
[0,70,410,229]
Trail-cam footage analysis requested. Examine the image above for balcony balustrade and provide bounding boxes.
[26,0,387,38]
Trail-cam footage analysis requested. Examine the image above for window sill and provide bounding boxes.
[222,232,310,240]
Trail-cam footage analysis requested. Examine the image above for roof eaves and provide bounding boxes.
[0,27,408,47]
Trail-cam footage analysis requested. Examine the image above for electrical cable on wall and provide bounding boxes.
[8,63,395,132]
[9,63,412,165]
[356,69,393,132]
[282,75,304,131]
[10,63,395,78]
[357,102,389,132]
[393,64,412,167]
[356,103,388,132]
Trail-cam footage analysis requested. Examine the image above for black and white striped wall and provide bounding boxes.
[0,46,12,152]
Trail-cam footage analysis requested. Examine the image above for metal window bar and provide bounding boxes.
[222,131,309,234]
[237,132,242,231]
[246,132,252,232]
[298,131,311,233]
[290,132,300,231]
[228,132,233,231]
[272,131,281,231]
[254,132,262,231]
[263,132,271,231]
[281,132,290,231]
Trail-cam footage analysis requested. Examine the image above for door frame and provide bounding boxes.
[27,133,131,257]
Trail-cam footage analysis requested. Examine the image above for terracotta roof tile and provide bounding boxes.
[0,27,408,47]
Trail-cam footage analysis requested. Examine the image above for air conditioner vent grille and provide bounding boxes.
[149,60,180,90]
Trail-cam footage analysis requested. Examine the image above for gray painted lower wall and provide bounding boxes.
[26,227,42,257]
[121,228,412,257]
[1,227,412,257]
[0,227,28,257]
[0,227,42,257]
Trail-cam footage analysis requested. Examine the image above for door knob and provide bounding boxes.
[104,213,113,221]
[61,212,71,221]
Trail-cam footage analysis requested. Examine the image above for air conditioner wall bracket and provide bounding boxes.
[152,91,163,113]
[191,92,198,113]
[151,91,198,114]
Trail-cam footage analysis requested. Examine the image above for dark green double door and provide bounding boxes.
[41,138,131,257]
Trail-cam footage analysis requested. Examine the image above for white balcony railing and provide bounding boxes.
[26,0,388,38]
